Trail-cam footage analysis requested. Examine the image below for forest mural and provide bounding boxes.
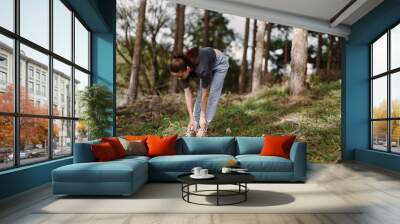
[116,0,343,162]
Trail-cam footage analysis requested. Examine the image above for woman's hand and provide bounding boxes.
[197,116,207,137]
[185,119,196,137]
[199,115,207,130]
[187,119,195,132]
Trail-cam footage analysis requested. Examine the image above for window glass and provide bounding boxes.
[372,33,387,76]
[20,0,49,49]
[20,44,49,115]
[372,121,388,151]
[0,0,14,31]
[19,117,49,165]
[391,24,400,70]
[391,120,400,153]
[0,35,14,112]
[0,116,14,170]
[74,69,89,118]
[372,76,387,119]
[391,72,400,118]
[28,82,33,93]
[53,119,72,157]
[53,0,72,60]
[75,120,88,143]
[74,18,89,70]
[53,59,72,117]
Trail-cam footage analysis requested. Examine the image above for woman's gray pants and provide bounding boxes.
[193,53,229,130]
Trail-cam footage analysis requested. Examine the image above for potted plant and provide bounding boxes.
[79,84,113,140]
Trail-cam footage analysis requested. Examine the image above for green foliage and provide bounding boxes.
[187,11,235,50]
[80,84,113,140]
[185,10,240,93]
[269,25,291,77]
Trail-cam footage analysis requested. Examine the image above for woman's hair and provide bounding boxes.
[170,48,199,73]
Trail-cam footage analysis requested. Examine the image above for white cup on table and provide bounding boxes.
[200,169,208,176]
[191,167,202,176]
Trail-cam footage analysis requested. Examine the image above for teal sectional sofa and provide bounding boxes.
[52,137,307,196]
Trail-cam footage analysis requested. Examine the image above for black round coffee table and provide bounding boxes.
[177,173,255,206]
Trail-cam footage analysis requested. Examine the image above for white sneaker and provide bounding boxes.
[196,128,207,137]
[185,128,196,137]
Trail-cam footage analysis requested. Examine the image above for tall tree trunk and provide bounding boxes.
[127,0,146,102]
[289,28,308,96]
[283,27,289,65]
[150,35,158,92]
[263,22,272,81]
[177,5,185,53]
[326,35,334,76]
[202,10,210,47]
[169,4,185,93]
[239,18,250,94]
[249,19,257,92]
[251,21,267,94]
[250,19,257,74]
[336,37,342,70]
[316,33,323,77]
[335,37,342,79]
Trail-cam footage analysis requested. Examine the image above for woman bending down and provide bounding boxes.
[170,47,229,136]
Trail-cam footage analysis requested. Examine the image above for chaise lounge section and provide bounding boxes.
[52,140,149,196]
[52,137,307,196]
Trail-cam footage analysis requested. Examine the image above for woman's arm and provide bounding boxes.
[184,87,194,121]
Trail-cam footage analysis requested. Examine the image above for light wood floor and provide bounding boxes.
[1,162,400,224]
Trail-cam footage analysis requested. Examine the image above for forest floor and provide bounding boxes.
[117,79,341,163]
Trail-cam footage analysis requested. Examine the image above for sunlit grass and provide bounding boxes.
[117,80,341,163]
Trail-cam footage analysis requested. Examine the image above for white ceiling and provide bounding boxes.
[169,0,384,37]
[225,0,352,22]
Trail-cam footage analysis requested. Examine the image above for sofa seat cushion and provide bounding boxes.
[177,137,236,155]
[53,159,147,183]
[117,155,150,162]
[236,155,293,172]
[149,154,235,172]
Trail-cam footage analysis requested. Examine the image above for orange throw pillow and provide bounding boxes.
[101,137,127,158]
[146,135,177,157]
[260,134,296,159]
[91,142,117,161]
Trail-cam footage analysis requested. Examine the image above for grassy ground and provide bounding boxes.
[117,79,341,163]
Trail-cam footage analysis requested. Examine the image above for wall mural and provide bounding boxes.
[115,0,342,163]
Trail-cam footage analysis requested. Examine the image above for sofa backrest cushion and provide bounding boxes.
[235,137,263,155]
[73,139,100,163]
[177,137,236,155]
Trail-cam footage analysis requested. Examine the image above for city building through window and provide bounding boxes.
[0,0,91,170]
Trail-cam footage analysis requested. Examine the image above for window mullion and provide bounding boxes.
[71,10,76,155]
[388,30,391,153]
[370,45,373,149]
[48,0,54,160]
[13,0,21,167]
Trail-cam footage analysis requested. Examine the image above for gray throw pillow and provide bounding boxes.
[118,137,147,156]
